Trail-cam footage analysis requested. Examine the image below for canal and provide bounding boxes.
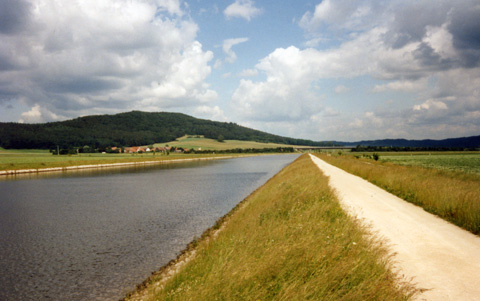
[0,154,299,300]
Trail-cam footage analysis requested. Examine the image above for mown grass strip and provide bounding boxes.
[127,154,417,300]
[0,152,246,172]
[316,153,480,235]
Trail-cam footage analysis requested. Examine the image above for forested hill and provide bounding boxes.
[0,111,336,149]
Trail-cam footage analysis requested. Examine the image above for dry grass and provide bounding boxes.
[316,153,480,235]
[127,154,417,300]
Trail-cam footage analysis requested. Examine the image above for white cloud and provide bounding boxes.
[193,105,227,121]
[222,37,249,63]
[0,0,216,123]
[335,85,349,94]
[230,1,480,141]
[299,0,382,34]
[372,78,428,93]
[413,99,448,111]
[238,68,258,77]
[224,0,262,21]
[19,104,63,123]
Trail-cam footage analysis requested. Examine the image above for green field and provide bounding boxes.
[0,147,238,171]
[154,135,301,150]
[379,152,480,174]
[0,136,298,171]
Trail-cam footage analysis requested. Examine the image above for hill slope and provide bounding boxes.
[0,111,333,149]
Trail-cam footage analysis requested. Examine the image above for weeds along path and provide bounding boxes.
[309,154,480,301]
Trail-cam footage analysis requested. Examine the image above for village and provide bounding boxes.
[113,146,192,154]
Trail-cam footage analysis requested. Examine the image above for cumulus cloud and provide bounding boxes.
[0,0,217,123]
[224,0,262,21]
[299,0,385,36]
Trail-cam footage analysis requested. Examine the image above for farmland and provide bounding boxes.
[0,136,299,172]
[155,135,302,150]
[379,152,480,174]
[0,148,237,172]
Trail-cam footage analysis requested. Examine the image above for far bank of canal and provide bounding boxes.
[0,154,299,300]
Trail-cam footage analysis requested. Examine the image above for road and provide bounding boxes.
[310,154,480,300]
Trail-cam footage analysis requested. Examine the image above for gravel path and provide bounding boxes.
[310,154,480,300]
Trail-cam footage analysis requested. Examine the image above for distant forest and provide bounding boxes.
[0,111,338,150]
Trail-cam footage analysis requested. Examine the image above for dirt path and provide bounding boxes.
[309,154,480,301]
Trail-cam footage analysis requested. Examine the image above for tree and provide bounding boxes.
[217,134,225,142]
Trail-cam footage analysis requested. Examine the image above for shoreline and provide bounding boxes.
[124,157,280,300]
[0,155,243,176]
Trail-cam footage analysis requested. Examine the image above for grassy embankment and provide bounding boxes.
[127,154,417,300]
[315,152,480,235]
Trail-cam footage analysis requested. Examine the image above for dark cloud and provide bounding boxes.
[385,2,448,49]
[413,42,453,70]
[0,55,15,71]
[448,4,480,67]
[45,77,124,94]
[0,0,31,34]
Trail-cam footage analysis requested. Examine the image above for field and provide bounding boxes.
[379,152,480,174]
[0,148,238,171]
[127,154,417,300]
[317,151,480,234]
[154,135,300,150]
[0,136,302,171]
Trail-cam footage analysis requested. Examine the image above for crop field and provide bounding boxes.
[379,152,480,174]
[154,135,299,150]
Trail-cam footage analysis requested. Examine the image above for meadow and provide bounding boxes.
[155,135,301,150]
[127,154,417,300]
[316,152,480,235]
[0,148,236,171]
[380,152,480,174]
[0,137,302,172]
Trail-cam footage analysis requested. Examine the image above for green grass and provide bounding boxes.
[317,152,480,235]
[0,151,240,171]
[154,135,301,150]
[127,154,417,300]
[379,152,480,174]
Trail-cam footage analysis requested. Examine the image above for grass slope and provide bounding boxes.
[317,152,480,235]
[127,154,417,300]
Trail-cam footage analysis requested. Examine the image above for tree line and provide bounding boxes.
[351,145,479,152]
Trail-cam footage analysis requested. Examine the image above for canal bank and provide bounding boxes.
[125,154,417,300]
[0,155,248,176]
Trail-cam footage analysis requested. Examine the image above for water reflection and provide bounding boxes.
[0,154,299,300]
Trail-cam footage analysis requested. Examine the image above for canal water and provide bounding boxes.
[0,154,299,300]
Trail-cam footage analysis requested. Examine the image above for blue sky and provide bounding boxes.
[0,0,479,141]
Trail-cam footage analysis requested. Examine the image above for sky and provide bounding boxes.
[0,0,479,142]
